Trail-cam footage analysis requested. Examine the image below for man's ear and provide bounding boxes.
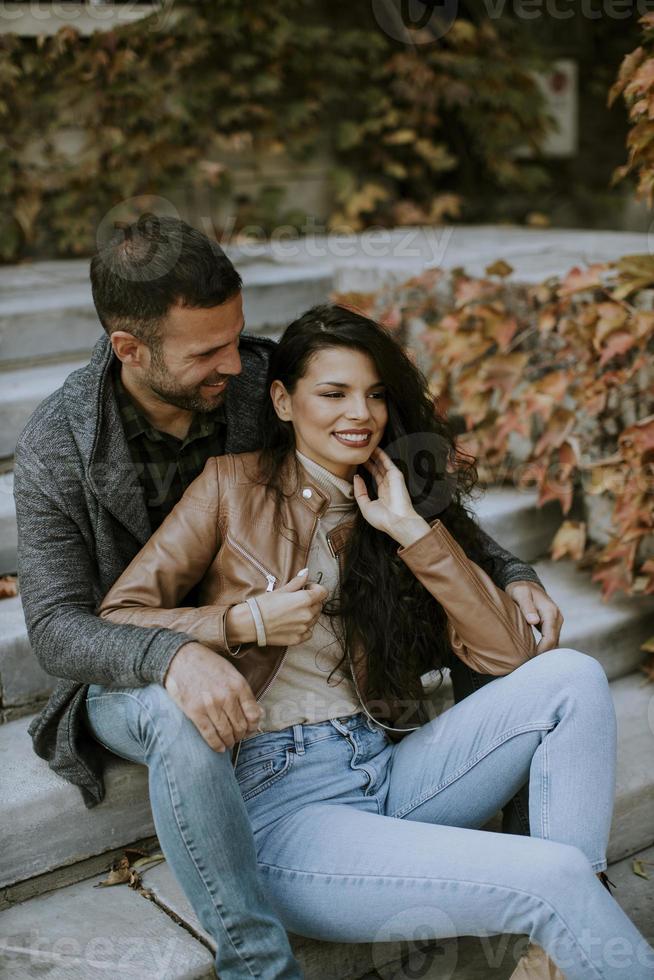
[270,380,293,422]
[110,331,148,367]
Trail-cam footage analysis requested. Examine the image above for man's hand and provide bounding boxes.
[163,642,264,752]
[225,569,329,647]
[505,581,563,654]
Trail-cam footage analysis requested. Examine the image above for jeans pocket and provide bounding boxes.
[235,749,295,802]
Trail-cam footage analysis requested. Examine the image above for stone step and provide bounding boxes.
[0,597,52,721]
[472,486,562,566]
[0,262,331,369]
[0,863,216,979]
[3,831,648,980]
[1,667,652,898]
[132,839,654,979]
[3,550,652,722]
[609,672,654,864]
[0,470,16,575]
[0,359,88,462]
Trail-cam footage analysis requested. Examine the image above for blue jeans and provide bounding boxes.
[84,649,654,979]
[83,682,303,979]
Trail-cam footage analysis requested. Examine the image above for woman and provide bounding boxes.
[94,304,653,979]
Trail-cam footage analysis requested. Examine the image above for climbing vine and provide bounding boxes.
[334,257,654,676]
[0,0,550,261]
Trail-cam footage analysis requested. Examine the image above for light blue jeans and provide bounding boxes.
[85,648,654,979]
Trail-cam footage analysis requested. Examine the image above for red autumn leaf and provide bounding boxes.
[557,264,608,298]
[618,415,654,456]
[478,352,529,398]
[379,305,402,332]
[598,330,637,366]
[533,408,576,457]
[454,276,496,307]
[591,541,639,600]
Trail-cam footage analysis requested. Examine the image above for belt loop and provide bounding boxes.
[293,724,305,755]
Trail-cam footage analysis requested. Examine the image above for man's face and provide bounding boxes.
[145,292,244,413]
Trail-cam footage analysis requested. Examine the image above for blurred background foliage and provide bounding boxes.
[0,0,643,262]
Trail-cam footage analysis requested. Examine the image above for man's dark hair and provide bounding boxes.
[90,215,243,349]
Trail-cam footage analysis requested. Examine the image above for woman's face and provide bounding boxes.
[271,346,389,480]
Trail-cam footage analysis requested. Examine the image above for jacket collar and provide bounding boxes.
[62,334,152,545]
[290,454,356,558]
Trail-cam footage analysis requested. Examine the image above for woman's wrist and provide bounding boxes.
[390,514,432,549]
[225,602,257,645]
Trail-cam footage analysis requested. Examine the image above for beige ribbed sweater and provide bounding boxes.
[242,451,362,739]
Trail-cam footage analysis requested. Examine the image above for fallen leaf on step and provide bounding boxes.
[0,576,18,599]
[131,851,165,871]
[632,859,651,880]
[94,856,132,887]
[94,847,156,888]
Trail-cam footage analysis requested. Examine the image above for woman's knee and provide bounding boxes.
[523,839,595,906]
[530,647,609,690]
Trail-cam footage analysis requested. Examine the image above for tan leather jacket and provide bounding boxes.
[99,450,537,736]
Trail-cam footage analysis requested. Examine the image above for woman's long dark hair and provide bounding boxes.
[256,304,493,726]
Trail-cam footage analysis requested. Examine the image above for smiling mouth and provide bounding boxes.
[202,380,228,390]
[332,431,372,447]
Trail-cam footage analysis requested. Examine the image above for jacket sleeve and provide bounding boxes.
[397,519,538,675]
[14,442,193,688]
[98,457,239,655]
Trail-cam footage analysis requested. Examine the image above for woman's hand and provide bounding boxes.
[353,447,431,548]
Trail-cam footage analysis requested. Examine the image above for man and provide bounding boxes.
[14,216,563,979]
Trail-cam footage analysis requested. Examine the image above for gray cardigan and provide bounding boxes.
[13,333,542,809]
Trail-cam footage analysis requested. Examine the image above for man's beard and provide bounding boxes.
[146,352,227,414]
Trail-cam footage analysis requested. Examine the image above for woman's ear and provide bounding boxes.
[270,380,293,422]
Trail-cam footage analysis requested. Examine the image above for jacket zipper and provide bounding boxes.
[225,534,277,591]
[231,515,319,770]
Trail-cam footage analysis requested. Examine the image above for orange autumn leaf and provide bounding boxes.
[598,330,637,366]
[550,521,587,561]
[557,263,608,298]
[618,415,654,456]
[533,408,576,457]
[608,46,646,105]
[591,541,639,601]
[454,276,497,307]
[0,576,18,599]
[485,259,514,278]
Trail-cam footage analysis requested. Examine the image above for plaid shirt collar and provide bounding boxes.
[113,364,225,445]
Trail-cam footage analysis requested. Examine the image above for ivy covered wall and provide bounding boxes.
[0,0,642,263]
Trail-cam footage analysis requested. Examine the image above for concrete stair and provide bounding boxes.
[0,674,654,980]
[2,663,652,894]
[2,232,653,978]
